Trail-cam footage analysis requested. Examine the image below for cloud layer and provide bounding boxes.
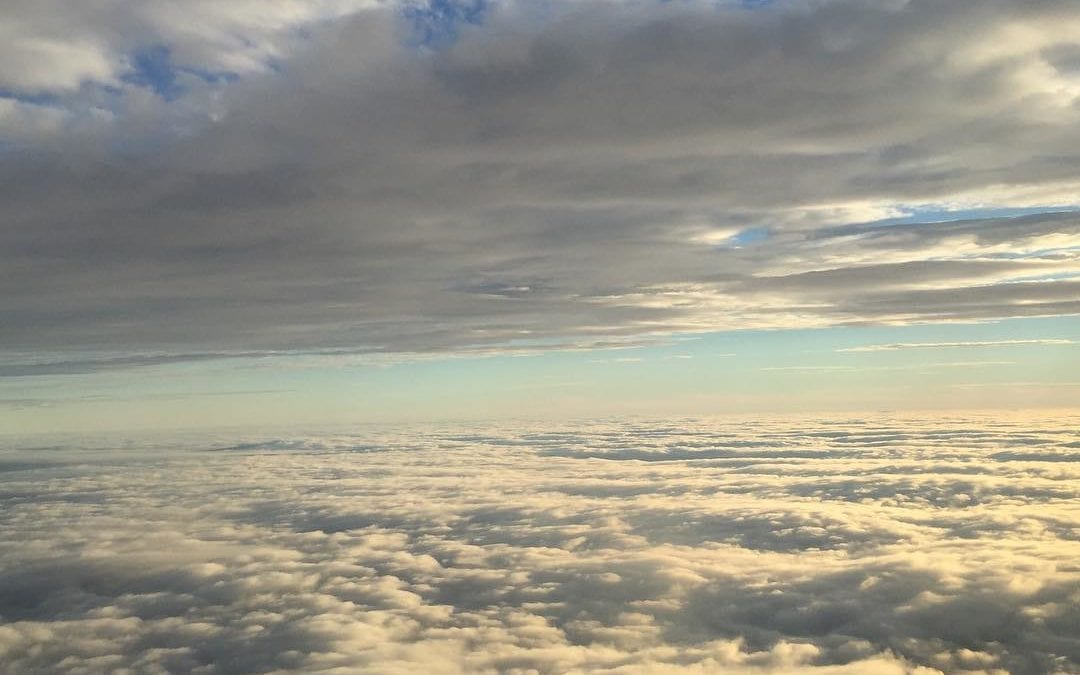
[2,0,1079,364]
[1,414,1078,673]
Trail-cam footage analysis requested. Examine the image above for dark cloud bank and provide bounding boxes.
[1,414,1078,673]
[1,0,1079,364]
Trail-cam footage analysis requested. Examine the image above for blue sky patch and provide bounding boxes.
[877,206,1079,227]
[123,46,181,100]
[0,89,62,107]
[730,227,770,247]
[405,0,489,48]
[122,45,238,101]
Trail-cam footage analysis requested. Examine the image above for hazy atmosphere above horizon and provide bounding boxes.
[2,2,1080,673]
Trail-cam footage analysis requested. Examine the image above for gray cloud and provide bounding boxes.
[0,0,376,93]
[1,414,1078,673]
[1,1,1079,366]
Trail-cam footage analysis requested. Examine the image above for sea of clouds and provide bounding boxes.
[1,413,1078,674]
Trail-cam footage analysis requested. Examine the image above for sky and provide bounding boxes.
[2,5,1080,671]
[3,0,1080,432]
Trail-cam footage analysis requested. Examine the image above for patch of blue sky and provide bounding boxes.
[122,45,238,102]
[365,316,1080,377]
[404,0,489,49]
[123,46,181,100]
[871,205,1080,228]
[285,315,1078,415]
[0,89,62,107]
[4,314,1076,431]
[729,226,770,247]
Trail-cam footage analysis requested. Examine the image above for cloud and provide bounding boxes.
[838,339,1076,352]
[761,366,857,372]
[1,414,1078,673]
[761,361,1016,373]
[952,381,1080,389]
[0,0,378,94]
[1,0,1079,367]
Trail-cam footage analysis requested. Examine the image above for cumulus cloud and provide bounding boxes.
[0,414,1077,673]
[1,0,1079,366]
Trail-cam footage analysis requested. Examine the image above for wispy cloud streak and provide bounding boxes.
[838,339,1075,352]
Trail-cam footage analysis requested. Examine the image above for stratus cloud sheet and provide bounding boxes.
[3,0,1080,364]
[1,413,1077,674]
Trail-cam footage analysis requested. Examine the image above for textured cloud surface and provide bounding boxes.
[2,414,1078,673]
[3,0,1080,363]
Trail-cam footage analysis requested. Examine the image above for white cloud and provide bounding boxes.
[838,339,1075,352]
[1,414,1077,673]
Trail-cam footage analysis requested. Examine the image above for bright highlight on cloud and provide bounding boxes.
[2,0,1079,367]
[838,339,1076,352]
[1,414,1077,674]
